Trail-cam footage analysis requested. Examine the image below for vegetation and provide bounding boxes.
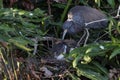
[0,0,120,80]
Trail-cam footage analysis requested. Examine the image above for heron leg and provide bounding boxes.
[77,30,87,47]
[84,28,89,46]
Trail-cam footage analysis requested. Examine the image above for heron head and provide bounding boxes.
[62,12,85,40]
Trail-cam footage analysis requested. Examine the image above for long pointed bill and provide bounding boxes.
[62,29,67,40]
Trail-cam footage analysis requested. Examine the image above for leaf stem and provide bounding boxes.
[0,0,3,9]
[60,0,72,22]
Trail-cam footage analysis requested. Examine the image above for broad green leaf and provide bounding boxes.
[73,53,84,68]
[76,67,108,80]
[109,48,120,59]
[92,61,108,75]
[83,55,91,63]
[69,47,82,58]
[107,0,115,8]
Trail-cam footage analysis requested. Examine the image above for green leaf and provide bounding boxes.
[73,53,83,68]
[0,24,15,32]
[109,48,120,59]
[0,0,3,9]
[33,8,45,17]
[92,61,108,75]
[0,34,10,41]
[76,67,108,80]
[8,37,32,51]
[52,3,66,9]
[107,0,115,8]
[22,22,36,29]
[83,55,92,63]
[117,22,120,34]
[84,44,105,57]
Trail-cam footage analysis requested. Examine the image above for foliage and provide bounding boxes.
[0,0,120,80]
[67,41,120,79]
[0,7,50,52]
[0,3,52,79]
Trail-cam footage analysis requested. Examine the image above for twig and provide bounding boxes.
[47,0,52,15]
[0,48,12,80]
[30,37,60,42]
[94,28,116,42]
[94,32,108,42]
[31,36,62,55]
[31,37,38,55]
[60,0,72,22]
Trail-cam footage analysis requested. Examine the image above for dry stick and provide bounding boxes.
[0,49,12,80]
[11,52,18,80]
[31,36,60,55]
[47,0,51,15]
[32,37,38,55]
[94,31,109,42]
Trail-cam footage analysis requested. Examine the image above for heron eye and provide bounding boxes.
[68,14,73,21]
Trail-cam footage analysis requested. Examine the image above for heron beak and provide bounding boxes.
[62,29,68,40]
